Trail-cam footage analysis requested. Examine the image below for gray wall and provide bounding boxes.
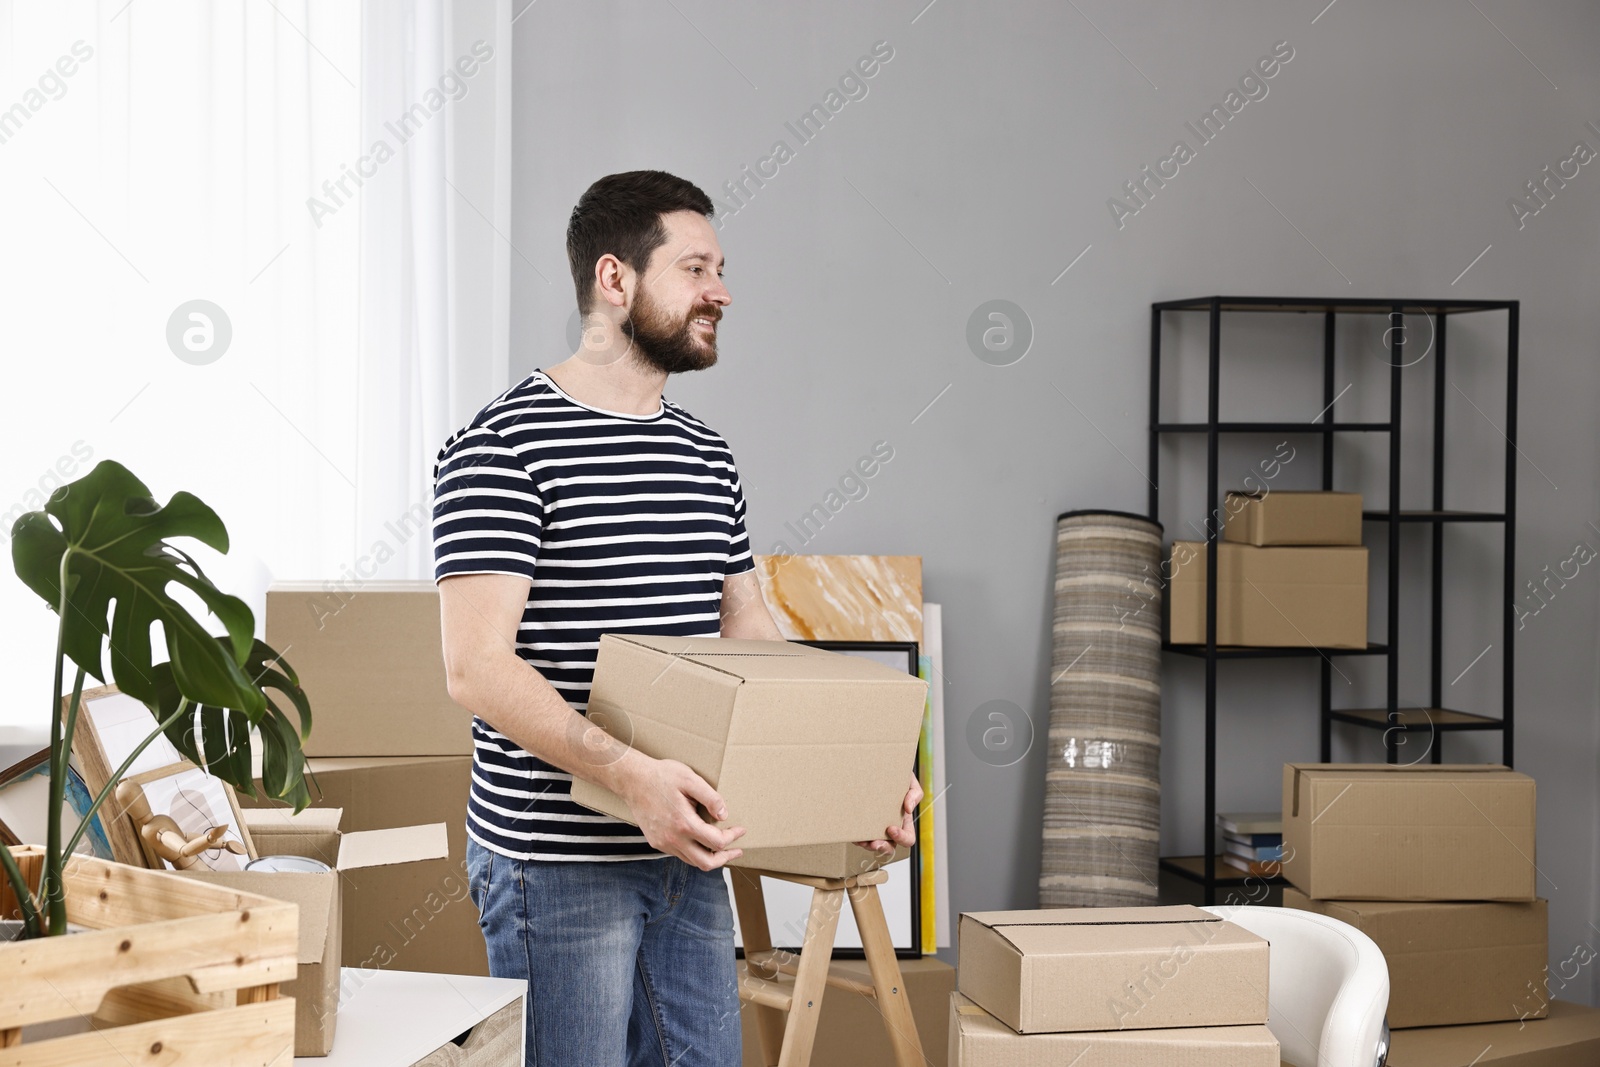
[510,1,1600,996]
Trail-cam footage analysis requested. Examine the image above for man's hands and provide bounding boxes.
[855,772,923,858]
[616,759,921,866]
[618,754,746,871]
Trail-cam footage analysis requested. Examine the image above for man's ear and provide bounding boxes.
[594,253,632,309]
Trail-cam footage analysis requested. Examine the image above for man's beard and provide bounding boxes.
[620,282,719,375]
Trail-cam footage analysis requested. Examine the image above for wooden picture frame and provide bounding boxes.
[70,684,188,865]
[116,761,257,871]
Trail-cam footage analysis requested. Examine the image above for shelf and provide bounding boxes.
[1153,296,1517,315]
[1155,421,1391,434]
[1148,292,1517,903]
[1162,642,1388,660]
[1329,707,1505,732]
[1160,855,1286,888]
[1361,509,1507,523]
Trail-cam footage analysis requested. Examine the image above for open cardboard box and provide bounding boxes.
[176,807,449,1056]
[570,635,929,850]
[240,755,488,978]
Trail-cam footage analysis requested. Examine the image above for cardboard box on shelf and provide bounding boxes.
[1167,541,1368,648]
[265,581,474,757]
[1223,490,1363,546]
[947,993,1280,1067]
[242,754,487,979]
[178,806,449,1057]
[570,635,929,850]
[1283,888,1547,1028]
[1281,764,1537,901]
[957,906,1270,1034]
[1386,1001,1600,1066]
[739,957,955,1067]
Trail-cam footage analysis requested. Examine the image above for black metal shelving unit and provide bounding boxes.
[1148,295,1519,903]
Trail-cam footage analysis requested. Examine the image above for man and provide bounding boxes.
[432,170,921,1066]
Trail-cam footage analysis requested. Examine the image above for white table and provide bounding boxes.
[296,969,525,1066]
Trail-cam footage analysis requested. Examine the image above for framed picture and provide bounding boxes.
[117,762,257,872]
[0,749,114,859]
[70,684,187,865]
[734,640,926,959]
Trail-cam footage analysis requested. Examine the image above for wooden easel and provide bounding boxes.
[730,867,925,1067]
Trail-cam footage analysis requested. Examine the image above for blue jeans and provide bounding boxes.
[465,838,742,1067]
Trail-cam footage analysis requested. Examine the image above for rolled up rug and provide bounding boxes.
[1040,509,1164,906]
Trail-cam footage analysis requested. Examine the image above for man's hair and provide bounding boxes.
[566,170,715,315]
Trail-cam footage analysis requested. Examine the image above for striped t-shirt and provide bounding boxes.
[431,368,755,861]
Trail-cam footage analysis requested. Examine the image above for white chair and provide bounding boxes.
[1201,904,1390,1067]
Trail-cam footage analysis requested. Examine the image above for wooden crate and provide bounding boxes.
[0,846,45,924]
[0,846,298,1066]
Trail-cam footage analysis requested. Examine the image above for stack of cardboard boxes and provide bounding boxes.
[1281,763,1600,1065]
[262,581,487,979]
[1169,490,1367,647]
[948,906,1280,1065]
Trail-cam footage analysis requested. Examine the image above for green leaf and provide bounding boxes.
[10,460,261,714]
[153,639,312,813]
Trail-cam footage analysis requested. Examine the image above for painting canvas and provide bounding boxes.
[0,750,114,859]
[77,686,185,776]
[70,684,188,864]
[125,764,254,872]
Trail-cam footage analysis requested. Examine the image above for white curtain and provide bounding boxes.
[355,0,514,580]
[0,1,360,735]
[0,0,510,735]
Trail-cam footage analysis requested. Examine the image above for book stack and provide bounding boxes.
[1216,811,1282,878]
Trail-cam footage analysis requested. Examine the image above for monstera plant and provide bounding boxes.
[4,460,312,938]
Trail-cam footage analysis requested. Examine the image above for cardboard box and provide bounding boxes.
[1224,490,1363,546]
[1283,888,1547,1027]
[740,957,954,1067]
[947,993,1280,1066]
[570,635,929,849]
[1281,764,1536,901]
[957,906,1269,1033]
[1386,1001,1600,1066]
[266,581,474,757]
[731,841,908,879]
[245,755,488,978]
[179,807,449,1056]
[1167,541,1368,647]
